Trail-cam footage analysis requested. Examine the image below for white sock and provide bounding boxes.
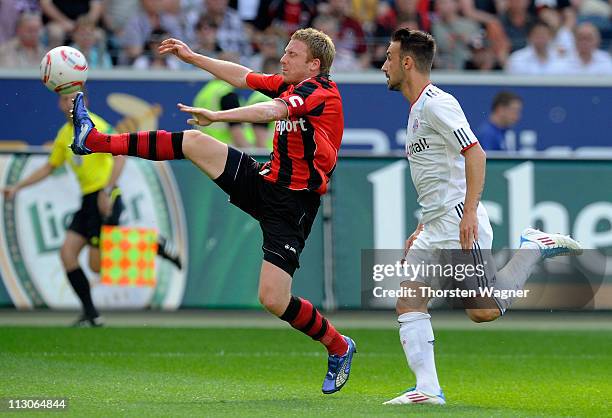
[494,242,541,312]
[398,312,441,396]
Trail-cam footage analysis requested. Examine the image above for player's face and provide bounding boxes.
[503,100,523,126]
[280,40,317,84]
[381,42,403,91]
[58,92,79,119]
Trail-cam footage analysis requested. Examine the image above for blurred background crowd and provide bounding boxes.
[0,0,611,74]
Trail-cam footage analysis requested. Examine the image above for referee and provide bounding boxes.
[3,90,181,326]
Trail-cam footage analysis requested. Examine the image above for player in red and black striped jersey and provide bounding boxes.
[245,71,343,195]
[70,28,356,394]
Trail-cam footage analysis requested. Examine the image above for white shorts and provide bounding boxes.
[412,202,493,250]
[404,202,497,290]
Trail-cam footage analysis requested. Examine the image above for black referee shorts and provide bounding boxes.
[68,189,124,247]
[214,147,320,276]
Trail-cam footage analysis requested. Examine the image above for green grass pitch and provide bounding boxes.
[1,326,611,417]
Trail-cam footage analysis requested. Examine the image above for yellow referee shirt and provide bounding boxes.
[48,113,115,195]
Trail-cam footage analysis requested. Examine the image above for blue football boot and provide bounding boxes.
[70,91,95,155]
[322,335,357,394]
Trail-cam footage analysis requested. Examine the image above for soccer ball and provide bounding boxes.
[40,46,89,95]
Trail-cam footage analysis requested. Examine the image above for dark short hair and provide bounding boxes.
[196,15,218,31]
[391,28,436,73]
[491,91,522,111]
[528,20,552,36]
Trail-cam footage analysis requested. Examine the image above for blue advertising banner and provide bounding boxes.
[0,72,610,153]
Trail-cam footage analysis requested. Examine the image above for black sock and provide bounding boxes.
[156,236,182,269]
[66,268,98,318]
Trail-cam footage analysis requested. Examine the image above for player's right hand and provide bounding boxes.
[2,185,19,200]
[158,38,195,63]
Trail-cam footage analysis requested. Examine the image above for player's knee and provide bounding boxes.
[88,259,100,273]
[258,287,286,316]
[60,247,79,270]
[181,129,205,158]
[466,308,500,323]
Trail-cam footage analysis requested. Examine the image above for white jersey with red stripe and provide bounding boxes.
[405,83,479,224]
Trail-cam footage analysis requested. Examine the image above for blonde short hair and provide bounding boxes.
[291,28,335,75]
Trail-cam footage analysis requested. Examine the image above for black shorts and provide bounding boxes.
[214,147,320,276]
[68,189,124,247]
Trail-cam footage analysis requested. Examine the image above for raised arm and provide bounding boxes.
[159,38,251,89]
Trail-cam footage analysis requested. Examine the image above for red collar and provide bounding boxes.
[409,82,432,112]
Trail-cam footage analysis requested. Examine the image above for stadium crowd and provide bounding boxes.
[0,0,611,74]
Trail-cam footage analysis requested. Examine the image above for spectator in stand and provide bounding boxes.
[102,0,140,35]
[371,0,423,68]
[464,32,504,70]
[325,0,368,59]
[41,0,103,47]
[573,0,611,43]
[458,0,511,66]
[248,27,285,71]
[71,16,112,69]
[0,0,41,45]
[506,20,566,74]
[120,0,184,65]
[538,5,576,57]
[501,0,537,52]
[232,0,262,25]
[557,22,612,74]
[431,0,481,70]
[254,0,318,36]
[312,14,361,72]
[191,14,224,59]
[476,91,523,151]
[101,0,141,64]
[458,0,499,25]
[133,28,182,69]
[199,0,252,63]
[375,0,427,35]
[350,0,379,32]
[0,12,46,68]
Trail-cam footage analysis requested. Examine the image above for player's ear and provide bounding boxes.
[310,57,321,73]
[403,55,413,70]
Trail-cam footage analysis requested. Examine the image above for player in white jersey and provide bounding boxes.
[380,29,583,406]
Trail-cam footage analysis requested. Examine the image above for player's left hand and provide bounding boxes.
[459,210,479,251]
[177,103,217,127]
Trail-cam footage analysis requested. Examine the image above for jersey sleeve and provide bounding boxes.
[246,72,287,98]
[279,81,327,119]
[425,97,479,154]
[47,126,68,168]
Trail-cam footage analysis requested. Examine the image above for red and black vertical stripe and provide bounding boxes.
[125,130,184,161]
[302,102,325,191]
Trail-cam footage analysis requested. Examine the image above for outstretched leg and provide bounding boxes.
[71,92,228,179]
[488,228,583,315]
